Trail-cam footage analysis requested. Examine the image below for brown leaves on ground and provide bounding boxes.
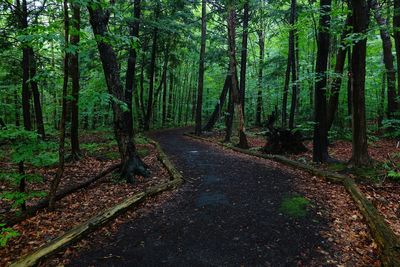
[0,143,173,266]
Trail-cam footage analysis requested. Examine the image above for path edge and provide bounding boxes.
[184,133,400,266]
[9,138,183,267]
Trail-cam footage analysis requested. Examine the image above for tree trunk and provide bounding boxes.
[125,0,141,132]
[226,1,249,148]
[88,3,148,183]
[239,0,249,119]
[369,0,397,118]
[282,36,292,128]
[203,74,231,131]
[313,0,331,163]
[70,2,81,159]
[327,15,352,130]
[144,12,159,131]
[20,0,31,131]
[255,30,265,127]
[394,0,400,99]
[350,0,371,167]
[195,0,207,135]
[29,48,45,139]
[49,0,69,210]
[288,0,298,129]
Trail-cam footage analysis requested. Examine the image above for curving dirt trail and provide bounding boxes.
[68,128,331,266]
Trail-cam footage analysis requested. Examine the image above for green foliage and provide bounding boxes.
[134,134,149,145]
[0,224,19,247]
[279,196,310,218]
[382,119,400,139]
[0,191,47,210]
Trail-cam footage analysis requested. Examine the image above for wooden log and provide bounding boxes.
[5,163,121,227]
[9,138,183,267]
[184,132,400,266]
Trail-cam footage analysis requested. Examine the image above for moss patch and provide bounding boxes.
[279,196,310,218]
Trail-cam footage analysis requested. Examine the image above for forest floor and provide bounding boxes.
[55,128,379,266]
[0,131,173,266]
[202,128,400,241]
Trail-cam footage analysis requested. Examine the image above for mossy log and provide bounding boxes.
[185,132,400,266]
[9,138,183,267]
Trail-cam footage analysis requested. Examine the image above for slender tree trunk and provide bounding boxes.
[29,49,45,139]
[239,0,249,118]
[125,0,141,132]
[162,65,168,127]
[70,2,81,159]
[195,0,207,135]
[21,0,31,131]
[88,3,148,182]
[203,74,231,131]
[313,0,331,163]
[255,30,265,127]
[369,0,397,118]
[350,0,371,167]
[226,1,249,148]
[394,0,400,99]
[327,15,352,130]
[288,0,298,129]
[14,88,20,127]
[167,69,174,124]
[144,12,159,131]
[49,0,69,210]
[282,38,292,128]
[224,85,234,142]
[347,46,352,127]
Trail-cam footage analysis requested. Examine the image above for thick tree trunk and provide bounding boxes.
[226,2,249,148]
[224,86,234,142]
[70,2,81,159]
[239,0,249,118]
[88,3,148,183]
[313,0,331,163]
[49,0,69,210]
[350,0,371,167]
[369,0,397,118]
[288,0,298,129]
[394,0,400,99]
[327,15,352,130]
[203,74,231,131]
[347,46,352,127]
[282,36,292,128]
[125,0,141,132]
[195,0,207,135]
[255,30,265,127]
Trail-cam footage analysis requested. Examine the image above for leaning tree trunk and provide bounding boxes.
[350,0,371,167]
[49,0,69,210]
[255,30,265,127]
[313,0,331,163]
[88,2,148,183]
[369,0,397,118]
[195,0,207,135]
[327,14,352,130]
[203,74,231,131]
[226,1,249,148]
[70,2,81,159]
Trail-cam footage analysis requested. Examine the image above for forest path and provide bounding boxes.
[69,128,330,266]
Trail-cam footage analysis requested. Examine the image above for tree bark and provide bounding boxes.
[195,0,207,135]
[288,0,298,129]
[88,2,148,183]
[226,1,249,148]
[20,0,31,131]
[350,0,371,167]
[125,0,141,132]
[70,2,81,159]
[327,15,352,130]
[49,0,69,210]
[369,0,397,118]
[255,30,265,127]
[394,0,400,99]
[282,35,292,128]
[29,49,45,139]
[239,0,249,118]
[313,0,331,163]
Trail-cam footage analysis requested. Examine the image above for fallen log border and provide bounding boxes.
[9,138,183,267]
[184,133,400,266]
[4,163,121,227]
